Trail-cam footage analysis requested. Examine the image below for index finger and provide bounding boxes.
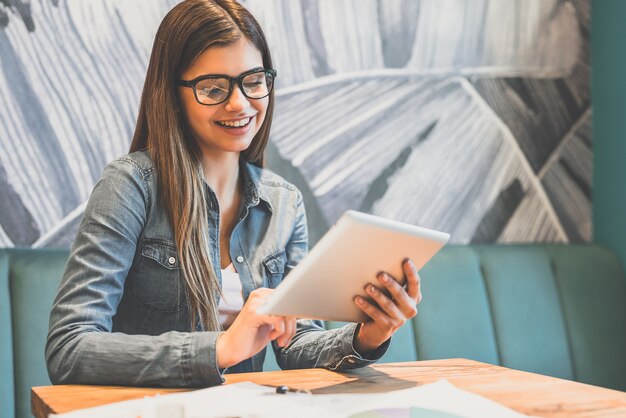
[403,259,420,300]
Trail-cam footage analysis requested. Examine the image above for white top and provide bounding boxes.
[218,263,244,329]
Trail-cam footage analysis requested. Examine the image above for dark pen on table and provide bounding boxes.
[274,385,312,395]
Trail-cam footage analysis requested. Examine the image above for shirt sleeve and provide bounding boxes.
[45,158,224,387]
[272,191,390,371]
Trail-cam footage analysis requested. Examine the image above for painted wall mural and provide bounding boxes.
[0,0,591,248]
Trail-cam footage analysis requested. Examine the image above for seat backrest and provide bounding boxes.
[414,246,501,365]
[304,245,626,392]
[546,245,626,390]
[0,251,15,418]
[416,244,626,391]
[3,244,625,418]
[8,249,69,418]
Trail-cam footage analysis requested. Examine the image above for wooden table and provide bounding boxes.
[32,358,626,417]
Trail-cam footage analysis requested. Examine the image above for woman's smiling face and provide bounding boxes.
[178,37,268,157]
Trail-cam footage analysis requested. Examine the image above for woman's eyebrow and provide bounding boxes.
[237,66,265,76]
[230,66,264,77]
[190,66,265,80]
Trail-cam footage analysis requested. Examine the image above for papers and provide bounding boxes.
[52,380,534,418]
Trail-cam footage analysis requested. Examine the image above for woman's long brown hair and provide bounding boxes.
[129,0,274,331]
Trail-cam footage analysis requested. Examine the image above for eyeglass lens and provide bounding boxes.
[195,71,273,105]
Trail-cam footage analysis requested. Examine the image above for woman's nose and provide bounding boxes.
[224,84,250,111]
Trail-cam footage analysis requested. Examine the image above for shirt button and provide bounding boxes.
[347,358,356,364]
[236,256,244,263]
[168,256,176,265]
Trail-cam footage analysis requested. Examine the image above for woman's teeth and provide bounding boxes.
[217,117,251,128]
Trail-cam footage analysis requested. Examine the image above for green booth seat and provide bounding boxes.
[1,244,625,418]
[1,249,69,418]
[547,245,626,389]
[266,245,626,393]
[1,251,15,418]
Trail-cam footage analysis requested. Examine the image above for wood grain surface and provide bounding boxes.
[32,358,626,418]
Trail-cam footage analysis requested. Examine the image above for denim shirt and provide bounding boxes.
[46,150,388,387]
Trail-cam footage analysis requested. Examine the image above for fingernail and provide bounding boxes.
[403,257,410,265]
[355,296,364,305]
[368,285,377,293]
[380,274,389,283]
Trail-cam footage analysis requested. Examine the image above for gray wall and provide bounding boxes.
[0,0,590,248]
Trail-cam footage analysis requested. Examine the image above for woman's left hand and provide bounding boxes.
[353,258,422,354]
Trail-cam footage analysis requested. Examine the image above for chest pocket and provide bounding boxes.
[130,239,185,312]
[262,249,287,288]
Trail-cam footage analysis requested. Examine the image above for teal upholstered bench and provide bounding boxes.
[2,245,625,418]
[265,245,626,390]
[1,249,71,418]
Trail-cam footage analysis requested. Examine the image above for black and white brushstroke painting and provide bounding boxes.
[0,0,591,248]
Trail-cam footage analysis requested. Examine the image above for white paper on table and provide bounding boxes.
[50,379,537,418]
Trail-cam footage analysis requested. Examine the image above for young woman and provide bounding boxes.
[46,0,422,387]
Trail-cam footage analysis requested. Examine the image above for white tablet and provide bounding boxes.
[258,210,450,323]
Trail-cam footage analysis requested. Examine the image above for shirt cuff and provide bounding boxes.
[330,323,390,371]
[182,331,226,387]
[350,323,390,360]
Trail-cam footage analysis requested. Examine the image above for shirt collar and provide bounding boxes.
[240,159,273,213]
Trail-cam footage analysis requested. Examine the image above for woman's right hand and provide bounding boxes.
[216,288,296,369]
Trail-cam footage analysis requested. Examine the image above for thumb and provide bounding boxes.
[267,318,285,339]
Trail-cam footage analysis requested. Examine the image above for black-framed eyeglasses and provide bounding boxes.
[177,67,277,106]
